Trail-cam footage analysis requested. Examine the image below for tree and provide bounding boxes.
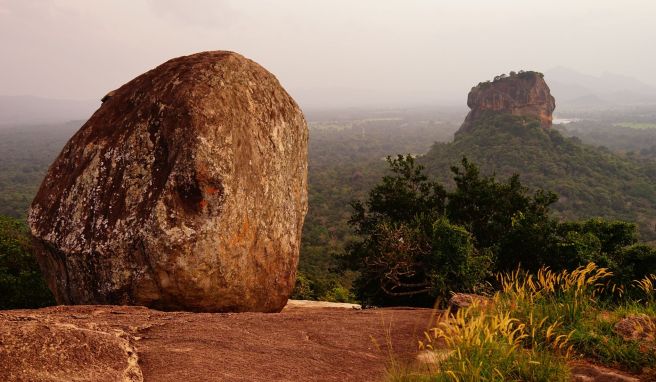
[426,218,491,298]
[346,156,489,306]
[558,219,638,255]
[347,156,656,307]
[349,154,446,229]
[446,157,559,271]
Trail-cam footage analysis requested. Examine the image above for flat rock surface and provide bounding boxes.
[569,361,642,382]
[282,299,362,310]
[0,304,435,382]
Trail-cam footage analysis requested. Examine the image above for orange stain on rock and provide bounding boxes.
[229,218,250,246]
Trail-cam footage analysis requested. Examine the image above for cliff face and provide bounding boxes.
[458,71,555,134]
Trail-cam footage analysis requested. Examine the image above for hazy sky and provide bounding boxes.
[1,0,654,108]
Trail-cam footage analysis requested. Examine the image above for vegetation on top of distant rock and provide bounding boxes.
[476,70,545,89]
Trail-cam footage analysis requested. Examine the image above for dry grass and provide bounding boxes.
[389,263,656,381]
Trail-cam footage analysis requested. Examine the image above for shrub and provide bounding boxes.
[614,244,656,285]
[0,215,54,309]
[291,272,314,300]
[321,286,356,303]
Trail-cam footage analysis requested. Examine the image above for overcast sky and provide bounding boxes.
[0,0,654,108]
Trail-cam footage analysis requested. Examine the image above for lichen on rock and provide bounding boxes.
[28,51,308,313]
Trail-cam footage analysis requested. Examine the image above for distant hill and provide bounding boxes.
[545,67,656,112]
[0,95,98,126]
[421,112,656,241]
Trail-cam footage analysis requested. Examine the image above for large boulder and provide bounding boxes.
[457,71,555,135]
[28,51,308,312]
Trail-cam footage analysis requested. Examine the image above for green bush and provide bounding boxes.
[613,244,656,285]
[446,156,558,272]
[321,286,356,303]
[291,272,314,300]
[0,215,54,309]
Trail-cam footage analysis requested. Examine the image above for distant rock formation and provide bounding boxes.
[457,71,556,134]
[28,51,308,312]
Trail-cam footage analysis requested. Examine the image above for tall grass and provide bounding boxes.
[634,274,656,306]
[390,263,656,381]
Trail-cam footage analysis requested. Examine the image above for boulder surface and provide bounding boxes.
[0,305,433,382]
[458,71,555,134]
[28,51,308,312]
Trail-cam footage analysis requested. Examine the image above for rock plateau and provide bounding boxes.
[28,51,308,312]
[0,305,433,382]
[458,71,556,135]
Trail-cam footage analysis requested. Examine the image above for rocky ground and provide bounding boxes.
[0,302,435,382]
[1,301,649,382]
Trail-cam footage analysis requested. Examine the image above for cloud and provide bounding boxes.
[146,0,237,28]
[0,0,655,106]
[0,0,67,18]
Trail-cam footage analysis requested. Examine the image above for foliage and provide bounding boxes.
[4,109,656,306]
[0,116,459,305]
[349,151,656,306]
[291,271,358,303]
[614,245,656,286]
[446,157,558,272]
[558,108,656,159]
[568,312,655,373]
[423,112,656,242]
[291,272,314,300]
[347,156,491,306]
[0,215,54,309]
[351,155,446,226]
[299,115,460,300]
[478,71,543,88]
[320,285,356,303]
